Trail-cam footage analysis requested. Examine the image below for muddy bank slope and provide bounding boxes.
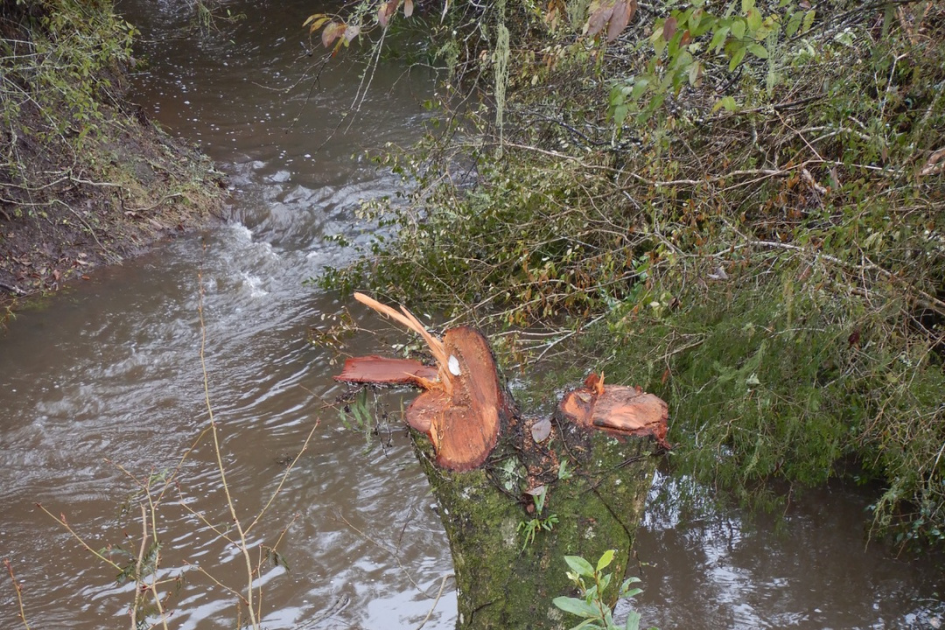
[0,0,225,313]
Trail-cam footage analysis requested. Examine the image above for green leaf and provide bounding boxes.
[748,43,768,58]
[599,572,612,593]
[613,105,629,125]
[653,34,666,57]
[557,460,573,480]
[688,59,702,85]
[625,610,642,630]
[731,18,745,40]
[689,8,703,32]
[597,549,616,572]
[712,95,737,113]
[802,9,815,32]
[553,596,601,618]
[709,25,730,52]
[728,45,747,72]
[564,555,596,578]
[741,0,755,13]
[786,11,803,37]
[621,576,642,592]
[746,7,762,33]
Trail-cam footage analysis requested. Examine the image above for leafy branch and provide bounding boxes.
[553,550,654,630]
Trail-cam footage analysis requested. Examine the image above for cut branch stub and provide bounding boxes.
[410,326,514,471]
[334,293,515,471]
[335,327,513,471]
[558,372,670,448]
[334,356,439,389]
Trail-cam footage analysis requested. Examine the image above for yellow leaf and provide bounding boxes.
[308,16,329,34]
[302,13,325,27]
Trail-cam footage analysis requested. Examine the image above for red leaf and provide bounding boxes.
[606,0,636,42]
[662,16,677,41]
[378,0,399,28]
[586,0,616,38]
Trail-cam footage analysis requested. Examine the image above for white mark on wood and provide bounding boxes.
[448,354,461,376]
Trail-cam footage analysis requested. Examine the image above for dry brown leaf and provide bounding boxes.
[606,0,636,42]
[322,22,345,48]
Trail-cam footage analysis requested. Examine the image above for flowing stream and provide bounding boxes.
[0,1,942,628]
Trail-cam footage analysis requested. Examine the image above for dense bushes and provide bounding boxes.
[321,0,945,547]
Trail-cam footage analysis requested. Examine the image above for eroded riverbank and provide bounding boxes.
[0,1,226,314]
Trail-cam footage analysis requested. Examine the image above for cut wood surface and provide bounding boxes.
[334,356,438,388]
[420,326,515,470]
[558,375,670,448]
[333,294,670,628]
[335,293,668,471]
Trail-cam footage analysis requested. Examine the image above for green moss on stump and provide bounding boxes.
[413,418,658,629]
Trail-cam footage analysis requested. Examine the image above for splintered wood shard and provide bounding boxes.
[559,373,670,448]
[353,292,452,394]
[334,356,439,388]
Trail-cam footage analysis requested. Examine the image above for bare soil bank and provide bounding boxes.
[0,0,227,317]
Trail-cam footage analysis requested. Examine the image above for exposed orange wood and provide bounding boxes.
[334,356,439,388]
[354,292,452,394]
[425,327,512,471]
[336,297,669,471]
[559,375,669,448]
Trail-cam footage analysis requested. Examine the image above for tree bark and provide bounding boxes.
[335,294,668,629]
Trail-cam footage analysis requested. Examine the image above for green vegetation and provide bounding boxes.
[517,485,559,549]
[318,0,945,548]
[553,550,654,630]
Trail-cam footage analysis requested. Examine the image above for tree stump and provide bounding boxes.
[335,294,669,629]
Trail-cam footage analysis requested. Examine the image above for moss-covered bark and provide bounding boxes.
[413,416,658,629]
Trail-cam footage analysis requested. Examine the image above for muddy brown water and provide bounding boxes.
[1,1,943,628]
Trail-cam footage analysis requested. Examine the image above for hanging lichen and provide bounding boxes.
[494,0,510,158]
[567,0,591,31]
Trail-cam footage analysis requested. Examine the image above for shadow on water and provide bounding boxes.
[630,472,944,629]
[0,1,942,628]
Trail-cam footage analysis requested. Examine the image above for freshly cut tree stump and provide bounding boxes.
[335,293,669,629]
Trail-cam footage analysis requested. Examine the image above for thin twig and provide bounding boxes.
[337,513,422,591]
[246,421,319,535]
[198,273,259,630]
[130,504,150,630]
[35,505,123,571]
[4,559,32,630]
[414,574,454,630]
